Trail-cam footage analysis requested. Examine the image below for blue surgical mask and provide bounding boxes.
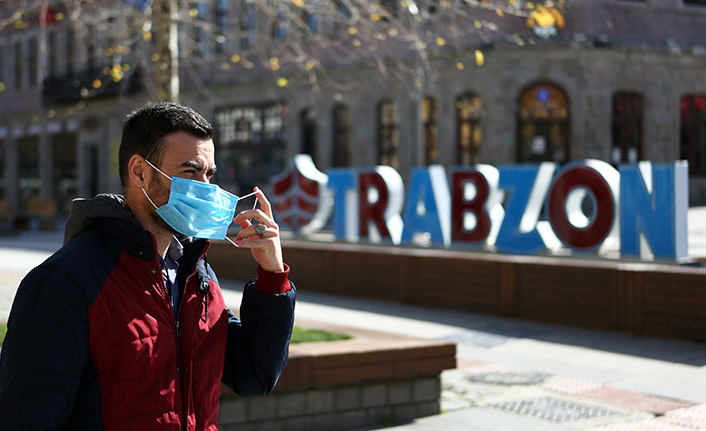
[141,159,255,240]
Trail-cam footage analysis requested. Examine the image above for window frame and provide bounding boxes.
[516,82,570,164]
[680,94,706,176]
[422,96,439,165]
[456,92,483,166]
[332,104,351,167]
[611,91,643,164]
[377,99,399,168]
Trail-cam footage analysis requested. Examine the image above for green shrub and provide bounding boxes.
[0,322,6,346]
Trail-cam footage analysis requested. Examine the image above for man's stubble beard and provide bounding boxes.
[147,176,181,237]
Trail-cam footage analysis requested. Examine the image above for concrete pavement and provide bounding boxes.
[1,210,706,430]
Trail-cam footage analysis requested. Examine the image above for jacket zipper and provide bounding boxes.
[173,275,187,431]
[148,237,188,431]
[174,243,210,431]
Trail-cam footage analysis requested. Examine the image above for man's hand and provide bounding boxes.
[231,187,285,272]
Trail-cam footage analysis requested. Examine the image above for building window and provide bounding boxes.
[377,99,399,168]
[272,11,286,39]
[14,41,22,91]
[67,26,75,76]
[0,140,4,197]
[47,32,58,78]
[300,108,317,161]
[240,0,256,49]
[680,95,706,175]
[611,92,643,164]
[0,44,5,92]
[517,83,570,163]
[196,2,209,58]
[214,103,287,193]
[303,10,319,33]
[456,92,482,165]
[335,0,351,22]
[332,104,350,167]
[422,96,438,165]
[215,0,228,54]
[86,24,97,73]
[28,37,38,87]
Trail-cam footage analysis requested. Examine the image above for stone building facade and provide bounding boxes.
[0,0,705,228]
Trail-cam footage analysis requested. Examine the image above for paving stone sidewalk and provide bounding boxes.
[1,211,706,431]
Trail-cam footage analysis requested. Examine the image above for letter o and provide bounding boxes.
[547,165,615,250]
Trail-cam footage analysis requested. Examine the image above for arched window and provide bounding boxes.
[377,99,399,168]
[332,104,350,167]
[456,92,482,165]
[422,96,438,165]
[680,94,706,175]
[517,83,569,163]
[611,92,643,164]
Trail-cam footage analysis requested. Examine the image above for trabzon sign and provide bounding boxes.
[271,156,688,260]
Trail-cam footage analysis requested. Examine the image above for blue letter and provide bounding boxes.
[401,166,451,247]
[495,164,555,254]
[620,162,688,259]
[327,169,358,241]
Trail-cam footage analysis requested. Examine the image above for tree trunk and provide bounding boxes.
[152,0,179,102]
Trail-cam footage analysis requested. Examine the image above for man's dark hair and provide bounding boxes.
[119,101,214,187]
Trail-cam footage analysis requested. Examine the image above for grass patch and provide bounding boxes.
[0,323,349,346]
[290,327,351,344]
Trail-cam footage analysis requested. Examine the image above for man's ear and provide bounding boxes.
[127,155,148,189]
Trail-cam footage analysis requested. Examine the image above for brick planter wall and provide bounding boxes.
[208,239,706,342]
[219,377,442,431]
[218,324,456,430]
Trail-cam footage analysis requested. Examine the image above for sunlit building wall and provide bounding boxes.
[0,0,705,229]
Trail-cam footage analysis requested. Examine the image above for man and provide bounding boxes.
[0,102,296,430]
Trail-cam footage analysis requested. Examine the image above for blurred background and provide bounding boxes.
[0,0,704,233]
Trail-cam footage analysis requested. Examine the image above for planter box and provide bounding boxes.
[208,239,706,342]
[218,322,457,431]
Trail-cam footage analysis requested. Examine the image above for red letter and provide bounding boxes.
[359,172,391,239]
[547,165,614,250]
[451,171,490,243]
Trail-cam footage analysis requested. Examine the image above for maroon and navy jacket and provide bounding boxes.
[0,194,296,430]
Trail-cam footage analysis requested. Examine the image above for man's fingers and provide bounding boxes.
[253,187,273,218]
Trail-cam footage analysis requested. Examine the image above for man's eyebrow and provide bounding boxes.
[180,160,217,175]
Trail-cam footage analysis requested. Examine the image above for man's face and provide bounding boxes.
[145,131,217,234]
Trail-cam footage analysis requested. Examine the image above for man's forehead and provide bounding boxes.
[160,132,215,165]
[161,131,214,153]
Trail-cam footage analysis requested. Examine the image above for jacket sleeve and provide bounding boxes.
[221,269,296,396]
[0,265,89,429]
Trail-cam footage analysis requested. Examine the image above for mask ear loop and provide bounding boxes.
[142,159,172,211]
[144,159,172,181]
[142,188,160,210]
[224,187,259,247]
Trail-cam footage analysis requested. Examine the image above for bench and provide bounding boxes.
[25,198,58,231]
